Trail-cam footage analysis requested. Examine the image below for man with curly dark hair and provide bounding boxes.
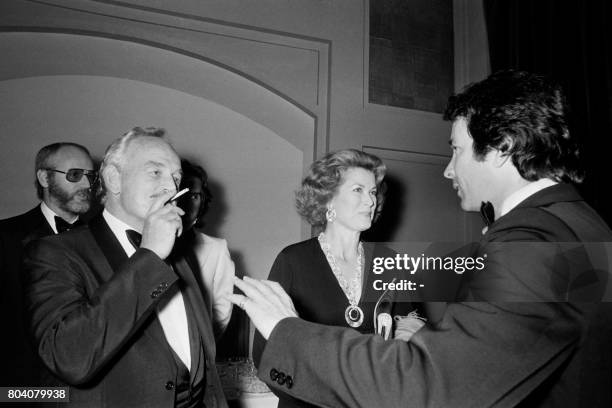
[233,70,612,407]
[443,69,583,216]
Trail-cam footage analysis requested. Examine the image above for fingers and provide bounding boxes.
[150,193,185,233]
[231,278,297,339]
[140,191,185,259]
[152,207,183,231]
[229,294,248,310]
[260,280,296,310]
[147,198,184,230]
[261,280,291,301]
[148,190,176,214]
[173,211,184,237]
[234,277,297,314]
[236,277,282,306]
[233,276,266,301]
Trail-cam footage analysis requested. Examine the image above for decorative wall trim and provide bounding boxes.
[3,0,331,159]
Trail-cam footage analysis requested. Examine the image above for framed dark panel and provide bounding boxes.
[369,0,454,112]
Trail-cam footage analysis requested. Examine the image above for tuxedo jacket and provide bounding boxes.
[0,205,54,386]
[257,184,612,407]
[23,214,228,408]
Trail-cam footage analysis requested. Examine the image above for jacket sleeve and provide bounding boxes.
[258,300,583,408]
[257,230,588,407]
[23,237,178,385]
[211,238,235,337]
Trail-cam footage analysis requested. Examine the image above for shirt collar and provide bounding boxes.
[499,178,558,218]
[40,201,79,234]
[102,209,138,257]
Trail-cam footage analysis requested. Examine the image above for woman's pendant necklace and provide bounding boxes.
[318,233,364,328]
[344,304,364,328]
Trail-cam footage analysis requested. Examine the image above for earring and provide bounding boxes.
[326,206,337,223]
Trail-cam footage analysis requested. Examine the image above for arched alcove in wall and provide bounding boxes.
[0,31,316,281]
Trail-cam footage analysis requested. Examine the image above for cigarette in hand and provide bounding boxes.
[165,187,189,205]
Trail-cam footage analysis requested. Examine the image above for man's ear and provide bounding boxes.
[493,135,514,167]
[497,134,514,153]
[36,169,50,188]
[104,165,122,196]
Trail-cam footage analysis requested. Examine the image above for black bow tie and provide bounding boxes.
[55,216,80,233]
[126,229,142,249]
[480,201,495,227]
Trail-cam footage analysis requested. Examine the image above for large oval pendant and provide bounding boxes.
[345,305,364,328]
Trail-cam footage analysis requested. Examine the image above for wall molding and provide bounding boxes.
[3,0,331,158]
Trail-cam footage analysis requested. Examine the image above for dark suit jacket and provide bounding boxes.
[0,205,53,386]
[257,184,612,407]
[23,214,228,408]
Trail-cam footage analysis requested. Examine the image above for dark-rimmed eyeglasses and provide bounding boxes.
[46,168,98,185]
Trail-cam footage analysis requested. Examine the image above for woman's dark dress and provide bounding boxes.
[253,237,409,408]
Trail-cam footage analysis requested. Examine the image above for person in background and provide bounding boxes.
[252,149,417,408]
[0,142,95,386]
[178,159,235,339]
[232,70,612,407]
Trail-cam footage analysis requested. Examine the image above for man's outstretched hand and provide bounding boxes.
[230,277,298,339]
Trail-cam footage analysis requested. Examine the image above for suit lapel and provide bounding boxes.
[172,240,227,405]
[21,205,54,245]
[88,217,216,373]
[89,214,129,275]
[89,215,180,371]
[171,252,216,359]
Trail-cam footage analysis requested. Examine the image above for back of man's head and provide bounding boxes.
[34,142,92,199]
[444,69,583,183]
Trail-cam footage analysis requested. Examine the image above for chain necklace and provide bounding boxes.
[318,232,364,328]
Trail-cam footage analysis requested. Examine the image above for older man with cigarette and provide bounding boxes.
[22,127,227,408]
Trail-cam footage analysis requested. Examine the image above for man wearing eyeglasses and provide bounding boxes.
[0,142,95,387]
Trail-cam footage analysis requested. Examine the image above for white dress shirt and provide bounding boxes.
[499,178,558,218]
[102,209,192,371]
[40,201,79,234]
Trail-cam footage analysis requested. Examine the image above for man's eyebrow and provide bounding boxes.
[144,160,164,167]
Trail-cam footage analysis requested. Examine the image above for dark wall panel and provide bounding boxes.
[369,0,454,112]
